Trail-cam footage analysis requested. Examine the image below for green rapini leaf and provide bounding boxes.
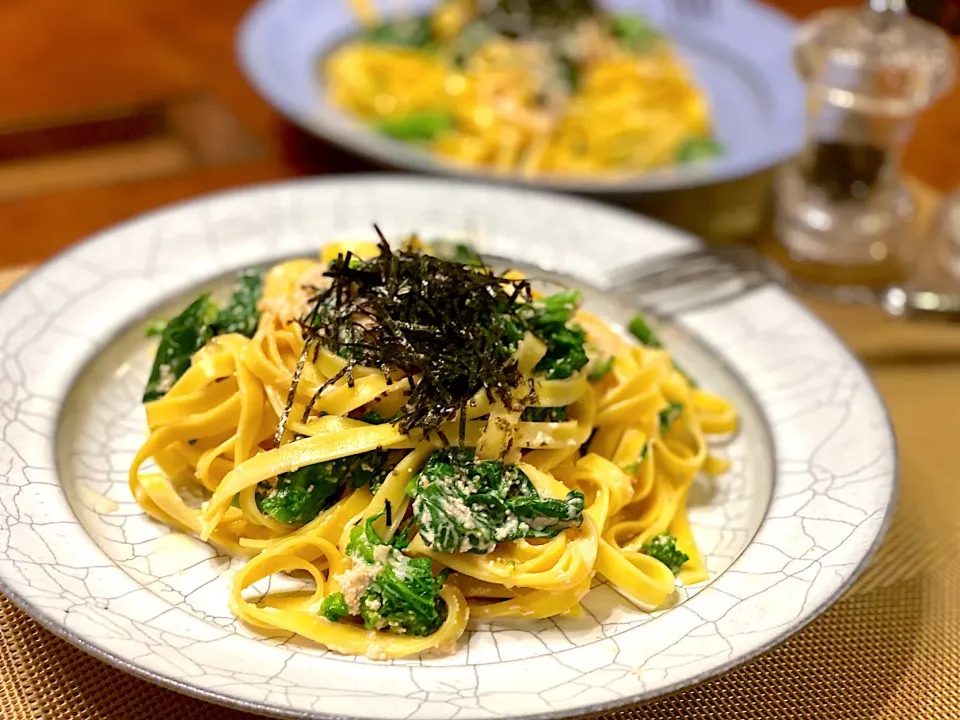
[506,493,585,538]
[143,269,265,402]
[257,451,393,526]
[256,464,342,526]
[211,268,265,338]
[527,290,580,327]
[537,326,589,380]
[143,294,218,402]
[411,449,585,554]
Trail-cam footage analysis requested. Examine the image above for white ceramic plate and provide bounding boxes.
[0,176,895,719]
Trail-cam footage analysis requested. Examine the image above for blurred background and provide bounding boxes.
[0,0,957,271]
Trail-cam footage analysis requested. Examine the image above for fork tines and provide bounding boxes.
[607,246,770,317]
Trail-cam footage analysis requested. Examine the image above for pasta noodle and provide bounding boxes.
[323,1,720,176]
[130,236,737,660]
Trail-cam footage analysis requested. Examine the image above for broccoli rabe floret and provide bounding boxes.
[520,291,589,380]
[319,592,350,622]
[641,533,689,575]
[320,515,449,636]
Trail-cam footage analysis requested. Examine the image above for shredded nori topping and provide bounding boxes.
[279,228,534,443]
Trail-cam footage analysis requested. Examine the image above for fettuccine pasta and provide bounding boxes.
[130,234,736,660]
[324,0,720,176]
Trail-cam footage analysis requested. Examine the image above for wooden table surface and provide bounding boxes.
[0,0,958,269]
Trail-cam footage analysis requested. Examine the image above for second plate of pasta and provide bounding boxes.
[237,0,804,192]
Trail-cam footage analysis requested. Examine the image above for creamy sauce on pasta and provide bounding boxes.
[129,238,738,660]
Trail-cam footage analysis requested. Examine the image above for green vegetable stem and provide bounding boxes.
[627,313,699,388]
[375,110,455,141]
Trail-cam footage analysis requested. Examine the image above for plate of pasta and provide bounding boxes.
[237,0,804,192]
[0,176,894,719]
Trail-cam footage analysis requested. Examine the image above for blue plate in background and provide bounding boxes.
[237,0,805,194]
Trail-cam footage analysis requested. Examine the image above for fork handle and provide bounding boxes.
[881,286,960,322]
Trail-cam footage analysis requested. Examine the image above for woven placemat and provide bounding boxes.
[2,182,958,719]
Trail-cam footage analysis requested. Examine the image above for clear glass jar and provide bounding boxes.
[775,4,955,290]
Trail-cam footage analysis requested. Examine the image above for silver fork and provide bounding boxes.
[606,245,960,322]
[606,245,770,317]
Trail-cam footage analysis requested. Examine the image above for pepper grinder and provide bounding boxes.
[774,0,956,291]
